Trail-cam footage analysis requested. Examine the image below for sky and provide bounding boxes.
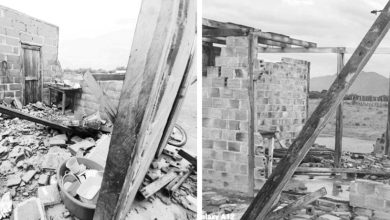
[1,0,142,70]
[203,0,390,78]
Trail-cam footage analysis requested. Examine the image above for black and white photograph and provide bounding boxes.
[202,0,390,219]
[0,0,197,219]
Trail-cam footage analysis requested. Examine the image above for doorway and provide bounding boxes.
[22,44,42,104]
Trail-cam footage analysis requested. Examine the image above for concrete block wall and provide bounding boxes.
[255,57,309,141]
[202,36,309,192]
[350,179,390,215]
[73,74,122,121]
[0,5,61,103]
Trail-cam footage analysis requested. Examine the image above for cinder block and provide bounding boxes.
[213,140,227,150]
[227,79,240,88]
[228,142,241,152]
[214,161,227,171]
[222,151,235,161]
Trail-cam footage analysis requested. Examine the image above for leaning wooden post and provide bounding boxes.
[241,2,390,219]
[247,32,257,196]
[335,53,344,167]
[93,0,195,219]
[386,73,390,155]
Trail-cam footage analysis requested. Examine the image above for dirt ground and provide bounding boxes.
[309,99,387,142]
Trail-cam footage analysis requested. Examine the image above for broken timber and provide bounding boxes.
[93,0,195,219]
[266,187,327,220]
[241,1,390,219]
[0,105,72,133]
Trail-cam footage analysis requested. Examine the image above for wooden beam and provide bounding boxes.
[258,47,346,53]
[258,38,291,48]
[267,137,275,178]
[202,37,226,45]
[203,28,249,37]
[294,167,390,176]
[253,31,317,48]
[335,53,344,167]
[257,47,390,54]
[202,18,256,30]
[92,73,125,81]
[266,187,327,220]
[84,72,117,123]
[386,74,390,156]
[178,149,197,168]
[247,33,256,196]
[345,47,390,54]
[241,2,390,219]
[93,0,195,219]
[155,40,196,157]
[139,171,178,198]
[0,105,72,133]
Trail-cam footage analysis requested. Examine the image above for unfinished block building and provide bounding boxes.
[202,19,312,193]
[0,5,61,105]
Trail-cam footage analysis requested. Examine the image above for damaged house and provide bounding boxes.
[0,1,196,220]
[0,5,61,104]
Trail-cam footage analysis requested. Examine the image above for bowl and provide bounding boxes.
[56,157,103,220]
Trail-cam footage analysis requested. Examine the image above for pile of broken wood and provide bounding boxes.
[140,144,197,215]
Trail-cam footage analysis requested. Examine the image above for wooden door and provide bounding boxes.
[22,45,41,104]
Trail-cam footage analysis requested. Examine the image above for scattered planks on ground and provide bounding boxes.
[267,187,327,220]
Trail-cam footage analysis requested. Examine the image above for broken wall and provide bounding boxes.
[202,36,309,192]
[0,5,61,103]
[73,74,122,121]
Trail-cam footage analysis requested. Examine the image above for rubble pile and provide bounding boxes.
[0,101,196,219]
[131,144,197,219]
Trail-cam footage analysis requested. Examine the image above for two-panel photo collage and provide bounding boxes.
[0,0,390,219]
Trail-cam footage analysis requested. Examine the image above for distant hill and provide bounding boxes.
[310,71,389,96]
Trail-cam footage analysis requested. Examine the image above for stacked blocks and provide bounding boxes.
[203,36,309,192]
[0,5,61,103]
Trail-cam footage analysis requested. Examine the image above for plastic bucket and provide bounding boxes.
[57,157,103,220]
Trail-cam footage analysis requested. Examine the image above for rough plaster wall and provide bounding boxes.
[202,36,309,193]
[0,5,61,103]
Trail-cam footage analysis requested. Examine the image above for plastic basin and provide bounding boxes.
[57,157,103,220]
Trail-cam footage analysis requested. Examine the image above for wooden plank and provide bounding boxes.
[155,39,196,157]
[93,0,195,219]
[345,47,390,54]
[202,37,226,45]
[139,171,178,198]
[202,18,255,30]
[258,47,346,53]
[386,73,390,156]
[0,105,72,133]
[203,28,249,37]
[267,137,275,178]
[83,72,117,123]
[92,73,125,81]
[294,167,390,176]
[247,33,256,196]
[254,31,317,48]
[258,38,291,48]
[266,187,327,220]
[257,47,390,54]
[170,169,192,192]
[178,149,197,168]
[335,53,344,167]
[241,2,390,219]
